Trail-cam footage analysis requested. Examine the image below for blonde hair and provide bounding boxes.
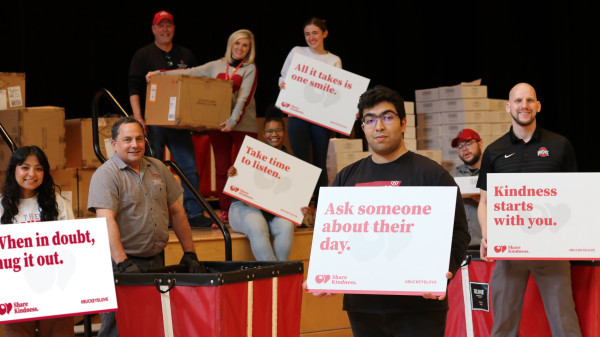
[224,29,256,66]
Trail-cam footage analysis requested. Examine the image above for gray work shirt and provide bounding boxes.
[452,163,482,247]
[87,154,183,257]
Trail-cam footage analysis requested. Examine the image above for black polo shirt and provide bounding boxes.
[476,126,578,191]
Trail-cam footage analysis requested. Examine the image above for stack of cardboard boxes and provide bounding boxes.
[414,83,511,172]
[0,72,120,218]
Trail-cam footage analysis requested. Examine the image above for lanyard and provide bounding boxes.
[224,59,244,80]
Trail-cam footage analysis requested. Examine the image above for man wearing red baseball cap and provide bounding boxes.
[127,11,211,229]
[451,128,483,248]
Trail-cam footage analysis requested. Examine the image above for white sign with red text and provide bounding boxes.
[0,218,116,324]
[306,186,457,296]
[275,53,370,136]
[487,173,600,259]
[223,136,321,225]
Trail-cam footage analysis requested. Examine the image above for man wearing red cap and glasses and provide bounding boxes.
[128,11,212,228]
[450,128,483,248]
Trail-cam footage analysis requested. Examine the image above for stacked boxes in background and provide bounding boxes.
[326,138,369,186]
[403,101,417,151]
[60,117,121,218]
[415,83,511,172]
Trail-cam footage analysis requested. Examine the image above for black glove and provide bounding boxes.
[180,252,206,273]
[117,258,141,273]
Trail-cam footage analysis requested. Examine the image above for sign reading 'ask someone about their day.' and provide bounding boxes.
[306,186,457,296]
[0,218,116,324]
[276,53,370,136]
[486,173,600,259]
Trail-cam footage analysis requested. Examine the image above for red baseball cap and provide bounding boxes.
[153,11,174,25]
[451,128,481,148]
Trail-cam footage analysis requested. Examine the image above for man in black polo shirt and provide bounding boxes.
[476,83,582,337]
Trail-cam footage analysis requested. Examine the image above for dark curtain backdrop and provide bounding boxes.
[3,1,595,170]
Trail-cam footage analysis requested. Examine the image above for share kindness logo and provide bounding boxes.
[0,301,38,315]
[494,244,529,254]
[229,185,240,192]
[315,274,357,285]
[281,102,290,108]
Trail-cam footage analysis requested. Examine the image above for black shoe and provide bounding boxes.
[188,214,213,228]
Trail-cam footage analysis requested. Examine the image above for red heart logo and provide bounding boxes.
[0,303,12,315]
[282,102,290,108]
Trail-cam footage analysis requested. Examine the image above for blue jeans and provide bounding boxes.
[287,117,330,196]
[148,126,203,218]
[229,201,295,261]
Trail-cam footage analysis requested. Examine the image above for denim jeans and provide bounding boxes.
[229,200,295,261]
[287,117,330,196]
[148,126,203,218]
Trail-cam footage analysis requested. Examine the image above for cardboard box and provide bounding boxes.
[491,123,511,136]
[65,118,120,168]
[404,126,416,139]
[439,98,490,112]
[326,151,370,185]
[489,110,511,123]
[0,72,25,110]
[488,98,508,111]
[0,107,66,171]
[417,137,442,150]
[416,100,442,114]
[50,168,79,217]
[441,123,492,137]
[77,168,96,218]
[404,138,417,151]
[415,150,442,164]
[441,160,461,174]
[328,138,363,153]
[405,114,416,127]
[416,112,442,126]
[441,147,459,161]
[415,87,440,102]
[441,111,490,125]
[438,85,487,99]
[404,101,415,115]
[145,75,232,129]
[416,125,442,139]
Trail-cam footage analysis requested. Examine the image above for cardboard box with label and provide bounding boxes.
[0,106,66,171]
[145,75,232,129]
[0,72,25,110]
[65,118,120,168]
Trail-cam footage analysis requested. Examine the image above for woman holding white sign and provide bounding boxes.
[279,17,342,203]
[147,29,258,223]
[1,146,75,337]
[227,106,309,261]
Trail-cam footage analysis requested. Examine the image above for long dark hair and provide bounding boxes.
[1,146,59,224]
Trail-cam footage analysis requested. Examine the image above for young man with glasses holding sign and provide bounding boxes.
[329,86,470,336]
[451,128,484,248]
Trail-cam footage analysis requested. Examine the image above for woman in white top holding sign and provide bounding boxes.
[1,146,74,337]
[279,17,342,206]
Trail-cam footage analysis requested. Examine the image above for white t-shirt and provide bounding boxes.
[0,193,74,223]
[279,46,342,85]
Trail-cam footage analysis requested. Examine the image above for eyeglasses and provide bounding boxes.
[264,128,284,134]
[457,139,478,150]
[362,110,399,128]
[165,54,174,68]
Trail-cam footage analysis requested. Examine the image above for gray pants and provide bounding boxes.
[98,254,165,337]
[490,260,582,337]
